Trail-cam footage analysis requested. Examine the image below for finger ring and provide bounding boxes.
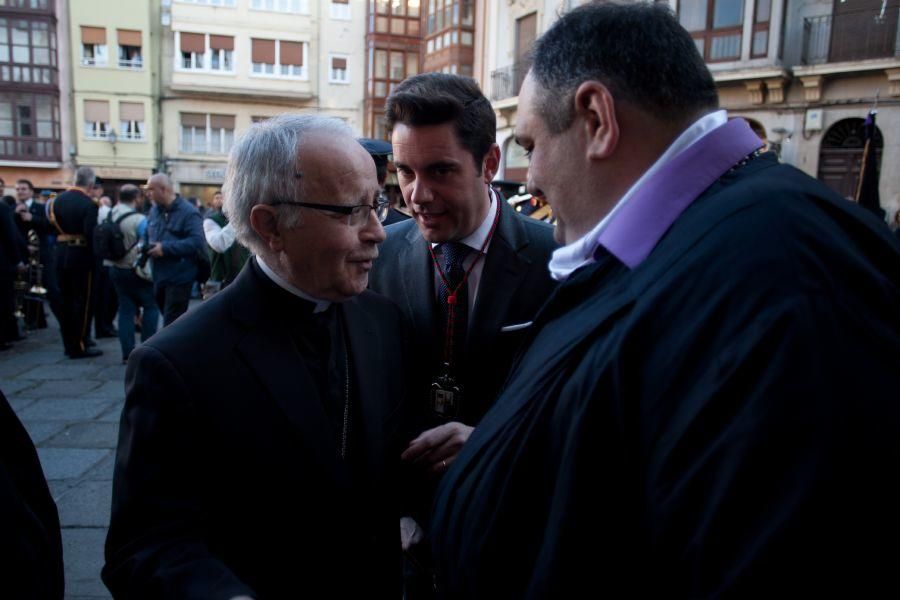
[441,459,447,470]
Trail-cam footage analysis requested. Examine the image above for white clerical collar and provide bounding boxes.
[548,109,729,281]
[431,186,498,255]
[255,256,331,313]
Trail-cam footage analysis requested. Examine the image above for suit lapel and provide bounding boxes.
[399,225,437,347]
[230,264,352,489]
[468,200,530,351]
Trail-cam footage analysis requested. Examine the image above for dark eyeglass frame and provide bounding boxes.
[270,191,391,226]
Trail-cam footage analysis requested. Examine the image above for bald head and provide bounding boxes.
[146,173,175,207]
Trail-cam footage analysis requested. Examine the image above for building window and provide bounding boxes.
[177,32,233,72]
[679,0,744,62]
[0,91,60,161]
[251,38,306,79]
[1,16,56,85]
[180,113,235,154]
[177,0,237,6]
[0,0,50,9]
[119,102,145,141]
[331,0,350,20]
[329,54,348,83]
[83,99,110,140]
[117,29,142,69]
[250,0,309,13]
[427,0,472,35]
[80,25,107,66]
[751,0,771,57]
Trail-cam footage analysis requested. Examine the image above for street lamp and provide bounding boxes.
[108,128,118,145]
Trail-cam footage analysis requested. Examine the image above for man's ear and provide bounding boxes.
[574,81,619,161]
[249,204,284,252]
[481,143,501,183]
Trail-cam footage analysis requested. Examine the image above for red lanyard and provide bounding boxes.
[428,193,502,366]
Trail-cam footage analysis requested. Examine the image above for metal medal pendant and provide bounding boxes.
[431,366,463,418]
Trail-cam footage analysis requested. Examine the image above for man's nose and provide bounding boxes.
[360,210,386,244]
[408,178,433,206]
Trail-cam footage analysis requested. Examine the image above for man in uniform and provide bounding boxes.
[49,166,102,358]
[13,179,60,329]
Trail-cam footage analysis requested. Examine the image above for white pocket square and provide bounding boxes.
[500,321,533,333]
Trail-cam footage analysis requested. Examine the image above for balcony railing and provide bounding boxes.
[0,137,61,162]
[490,61,529,102]
[801,10,900,65]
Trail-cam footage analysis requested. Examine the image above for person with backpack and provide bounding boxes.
[103,184,159,363]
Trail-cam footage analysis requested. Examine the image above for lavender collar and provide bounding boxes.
[597,118,764,270]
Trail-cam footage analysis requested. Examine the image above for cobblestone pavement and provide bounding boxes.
[1,316,124,600]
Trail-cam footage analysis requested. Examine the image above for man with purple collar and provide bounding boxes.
[431,3,900,598]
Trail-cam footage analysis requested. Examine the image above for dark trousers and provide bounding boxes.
[0,271,17,344]
[110,267,159,360]
[154,282,192,327]
[91,258,117,336]
[57,266,92,355]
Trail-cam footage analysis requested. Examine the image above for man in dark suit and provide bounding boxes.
[103,114,407,599]
[0,201,26,349]
[431,4,900,598]
[369,73,557,475]
[13,179,61,329]
[48,166,101,358]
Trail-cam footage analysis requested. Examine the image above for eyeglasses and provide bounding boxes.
[271,191,391,227]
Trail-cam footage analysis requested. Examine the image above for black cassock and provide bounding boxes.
[432,153,900,598]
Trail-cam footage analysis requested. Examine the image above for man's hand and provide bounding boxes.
[401,421,473,475]
[16,207,33,222]
[400,516,424,551]
[147,242,164,258]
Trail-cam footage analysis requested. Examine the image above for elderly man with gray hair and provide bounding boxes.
[48,166,102,358]
[103,114,407,599]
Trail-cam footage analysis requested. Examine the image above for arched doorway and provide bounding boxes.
[817,117,883,200]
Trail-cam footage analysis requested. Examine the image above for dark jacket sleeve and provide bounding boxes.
[102,345,255,599]
[82,201,99,252]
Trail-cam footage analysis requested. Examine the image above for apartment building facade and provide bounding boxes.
[0,0,72,192]
[161,0,367,204]
[69,0,159,196]
[480,0,899,219]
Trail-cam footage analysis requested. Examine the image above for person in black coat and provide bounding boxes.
[0,388,65,599]
[0,200,27,348]
[103,114,410,599]
[49,167,101,358]
[13,179,62,329]
[431,4,900,598]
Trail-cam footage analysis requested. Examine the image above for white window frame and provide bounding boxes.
[117,45,143,70]
[250,0,310,13]
[175,33,234,74]
[176,0,236,6]
[249,40,308,80]
[81,43,107,67]
[119,119,146,142]
[84,120,109,140]
[328,53,349,84]
[330,1,351,20]
[179,114,234,155]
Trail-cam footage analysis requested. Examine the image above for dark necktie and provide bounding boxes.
[437,241,471,368]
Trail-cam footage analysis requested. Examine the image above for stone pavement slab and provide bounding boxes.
[46,422,119,449]
[21,419,69,445]
[61,528,111,599]
[21,378,106,398]
[18,397,117,421]
[57,480,113,528]
[37,448,113,481]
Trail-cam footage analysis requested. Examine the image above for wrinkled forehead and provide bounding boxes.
[297,135,379,203]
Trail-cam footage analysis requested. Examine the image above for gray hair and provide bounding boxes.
[74,166,96,188]
[222,114,354,255]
